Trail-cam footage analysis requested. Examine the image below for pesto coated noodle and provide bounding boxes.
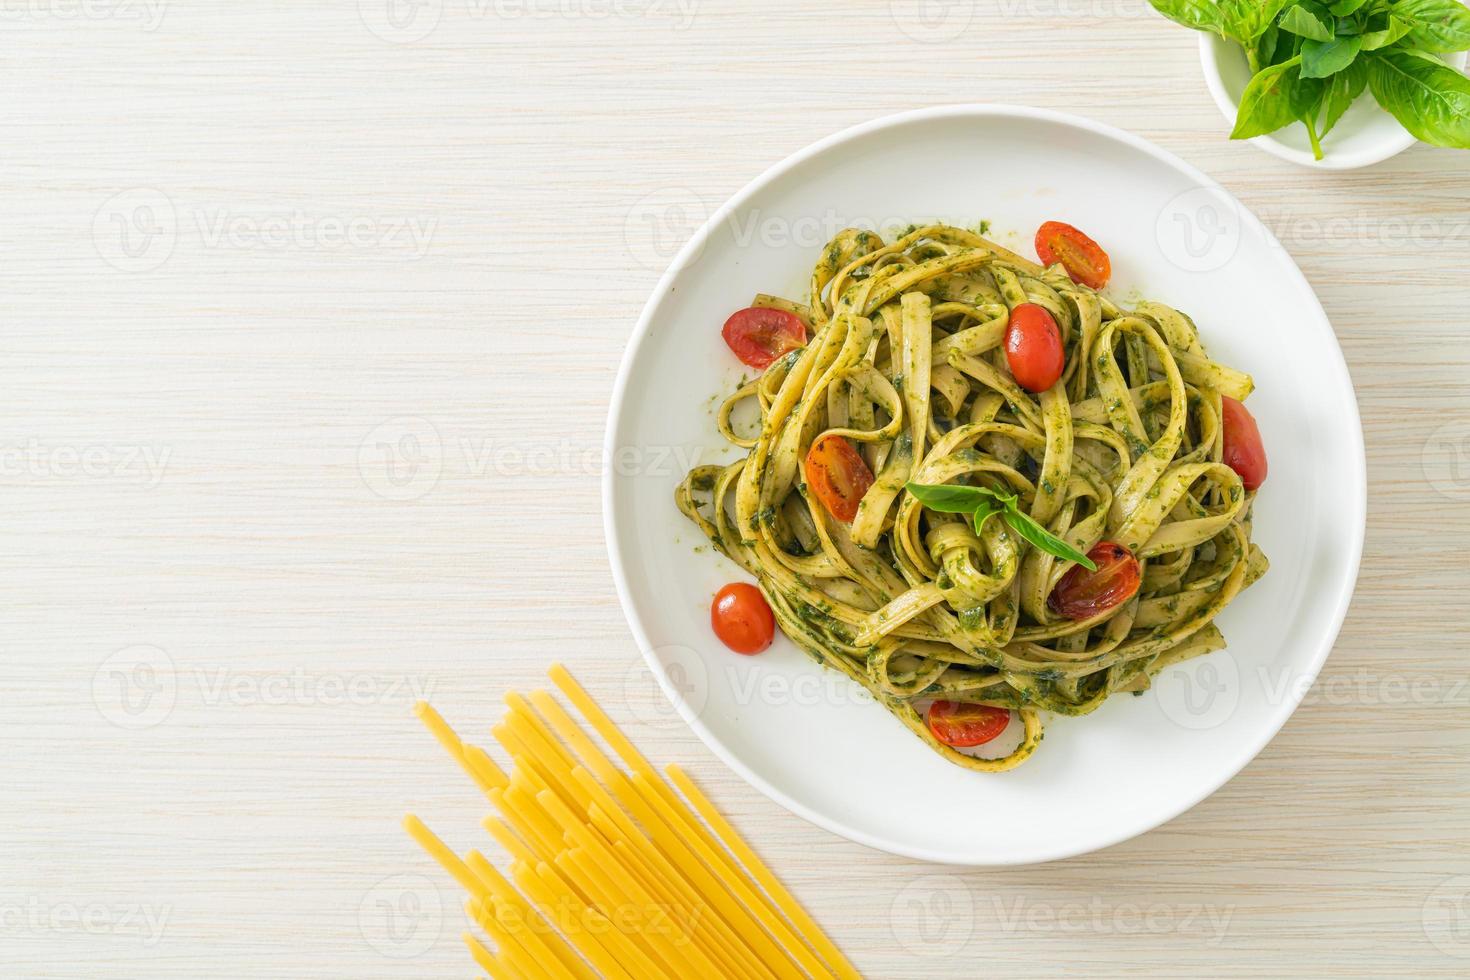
[676,224,1268,771]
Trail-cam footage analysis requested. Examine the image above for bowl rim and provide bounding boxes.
[603,103,1368,865]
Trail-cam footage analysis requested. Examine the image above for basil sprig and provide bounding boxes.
[906,482,1097,571]
[1147,0,1470,157]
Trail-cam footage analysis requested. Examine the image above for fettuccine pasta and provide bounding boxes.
[677,223,1268,771]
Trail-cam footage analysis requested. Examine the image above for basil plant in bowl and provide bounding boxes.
[1150,0,1470,168]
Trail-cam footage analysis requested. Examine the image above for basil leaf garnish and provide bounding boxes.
[907,481,1097,571]
[904,482,991,514]
[1001,511,1097,571]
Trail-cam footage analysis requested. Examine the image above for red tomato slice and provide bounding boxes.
[1004,303,1065,393]
[803,434,874,523]
[1047,541,1141,620]
[1035,220,1111,290]
[711,583,775,654]
[721,307,807,370]
[927,700,1011,748]
[1220,396,1267,491]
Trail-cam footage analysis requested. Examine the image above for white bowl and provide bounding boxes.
[1200,32,1470,169]
[605,105,1366,864]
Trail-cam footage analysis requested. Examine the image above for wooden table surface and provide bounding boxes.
[5,3,1470,977]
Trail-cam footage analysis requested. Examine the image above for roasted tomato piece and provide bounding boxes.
[721,307,806,369]
[1047,541,1141,620]
[803,434,874,522]
[711,583,775,654]
[1035,220,1111,290]
[1220,396,1267,491]
[927,700,1011,747]
[1004,303,1065,392]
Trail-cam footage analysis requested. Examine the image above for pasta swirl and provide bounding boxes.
[677,224,1267,770]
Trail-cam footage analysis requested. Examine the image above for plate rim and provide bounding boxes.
[602,103,1367,865]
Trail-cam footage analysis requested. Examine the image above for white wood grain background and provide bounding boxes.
[4,2,1470,977]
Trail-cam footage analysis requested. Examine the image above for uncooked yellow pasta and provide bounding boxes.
[404,665,859,979]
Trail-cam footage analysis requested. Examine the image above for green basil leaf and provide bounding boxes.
[1220,0,1300,41]
[971,502,999,537]
[1329,0,1370,14]
[1362,14,1413,48]
[1302,33,1365,75]
[1000,511,1097,571]
[1366,48,1470,147]
[1291,66,1331,115]
[1146,0,1230,34]
[1231,56,1306,136]
[1389,0,1470,52]
[1149,0,1299,43]
[1281,3,1336,37]
[1319,57,1370,135]
[1265,19,1303,63]
[905,482,992,513]
[1256,23,1282,67]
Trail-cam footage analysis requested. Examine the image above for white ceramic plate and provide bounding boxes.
[604,105,1365,865]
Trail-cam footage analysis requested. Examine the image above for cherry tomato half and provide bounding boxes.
[1220,396,1267,491]
[803,434,874,523]
[721,307,807,370]
[927,700,1011,748]
[1047,541,1141,621]
[711,583,775,655]
[1035,220,1111,290]
[1004,303,1065,393]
